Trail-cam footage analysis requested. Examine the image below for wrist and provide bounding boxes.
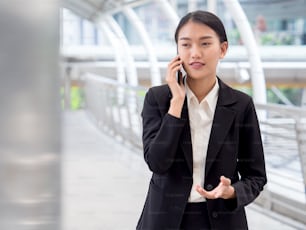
[228,185,236,199]
[168,97,184,118]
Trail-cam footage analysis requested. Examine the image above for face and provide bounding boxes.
[177,21,228,81]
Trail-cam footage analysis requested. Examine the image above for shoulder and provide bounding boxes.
[145,84,171,103]
[218,78,254,109]
[231,86,252,103]
[142,84,172,115]
[148,84,170,95]
[219,79,252,103]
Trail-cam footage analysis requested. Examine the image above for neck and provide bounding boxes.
[187,76,217,102]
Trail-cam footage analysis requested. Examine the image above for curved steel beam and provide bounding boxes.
[207,0,217,13]
[105,15,138,86]
[157,0,179,27]
[99,21,126,84]
[123,6,161,86]
[223,0,267,105]
[188,0,198,12]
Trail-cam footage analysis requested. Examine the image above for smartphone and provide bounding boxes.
[177,68,183,84]
[176,55,184,84]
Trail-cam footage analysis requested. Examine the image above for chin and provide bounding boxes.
[188,74,206,80]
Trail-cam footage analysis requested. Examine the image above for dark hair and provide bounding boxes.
[174,10,228,44]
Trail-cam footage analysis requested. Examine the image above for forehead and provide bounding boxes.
[178,21,218,40]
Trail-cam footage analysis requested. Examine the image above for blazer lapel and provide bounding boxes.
[180,98,193,174]
[169,78,237,176]
[205,107,236,176]
[205,79,237,176]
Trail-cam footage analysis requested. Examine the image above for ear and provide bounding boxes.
[219,41,228,59]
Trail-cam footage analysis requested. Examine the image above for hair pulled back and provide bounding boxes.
[174,10,228,44]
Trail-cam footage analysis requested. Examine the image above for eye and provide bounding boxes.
[202,42,210,47]
[181,43,190,48]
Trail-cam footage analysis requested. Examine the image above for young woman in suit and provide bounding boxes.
[137,10,267,230]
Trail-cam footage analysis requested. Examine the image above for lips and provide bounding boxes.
[190,62,205,69]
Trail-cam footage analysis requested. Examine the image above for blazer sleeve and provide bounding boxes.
[232,98,267,210]
[141,87,187,174]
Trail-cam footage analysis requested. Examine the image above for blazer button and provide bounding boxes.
[212,211,218,218]
[206,184,213,191]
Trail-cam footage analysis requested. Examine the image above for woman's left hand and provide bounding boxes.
[196,176,236,199]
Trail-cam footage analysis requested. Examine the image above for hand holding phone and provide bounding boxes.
[167,56,186,118]
[166,55,185,90]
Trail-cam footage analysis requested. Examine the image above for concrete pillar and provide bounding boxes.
[0,1,61,229]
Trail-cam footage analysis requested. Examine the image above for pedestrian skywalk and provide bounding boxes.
[62,110,306,230]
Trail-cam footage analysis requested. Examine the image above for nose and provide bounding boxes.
[190,45,201,59]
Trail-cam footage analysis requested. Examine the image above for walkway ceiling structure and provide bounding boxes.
[62,0,151,21]
[61,0,306,87]
[239,0,306,20]
[62,0,174,86]
[62,0,306,21]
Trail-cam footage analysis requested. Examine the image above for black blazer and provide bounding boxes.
[137,78,267,230]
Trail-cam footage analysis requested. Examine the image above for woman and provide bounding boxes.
[137,10,267,230]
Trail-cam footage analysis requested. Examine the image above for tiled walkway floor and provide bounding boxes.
[62,110,305,230]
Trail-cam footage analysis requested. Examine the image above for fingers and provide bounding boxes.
[168,56,181,71]
[166,56,185,103]
[166,56,182,83]
[196,176,233,200]
[196,185,216,199]
[196,184,225,199]
[220,176,231,186]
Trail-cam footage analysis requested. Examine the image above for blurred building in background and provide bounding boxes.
[61,0,306,107]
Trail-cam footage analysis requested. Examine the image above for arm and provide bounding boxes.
[142,56,186,174]
[232,99,267,208]
[142,89,186,174]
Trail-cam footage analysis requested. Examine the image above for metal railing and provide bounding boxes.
[83,73,306,225]
[83,73,145,148]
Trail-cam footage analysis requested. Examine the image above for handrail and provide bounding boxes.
[256,103,306,117]
[83,73,306,225]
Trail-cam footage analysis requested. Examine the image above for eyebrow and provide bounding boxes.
[179,36,213,41]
